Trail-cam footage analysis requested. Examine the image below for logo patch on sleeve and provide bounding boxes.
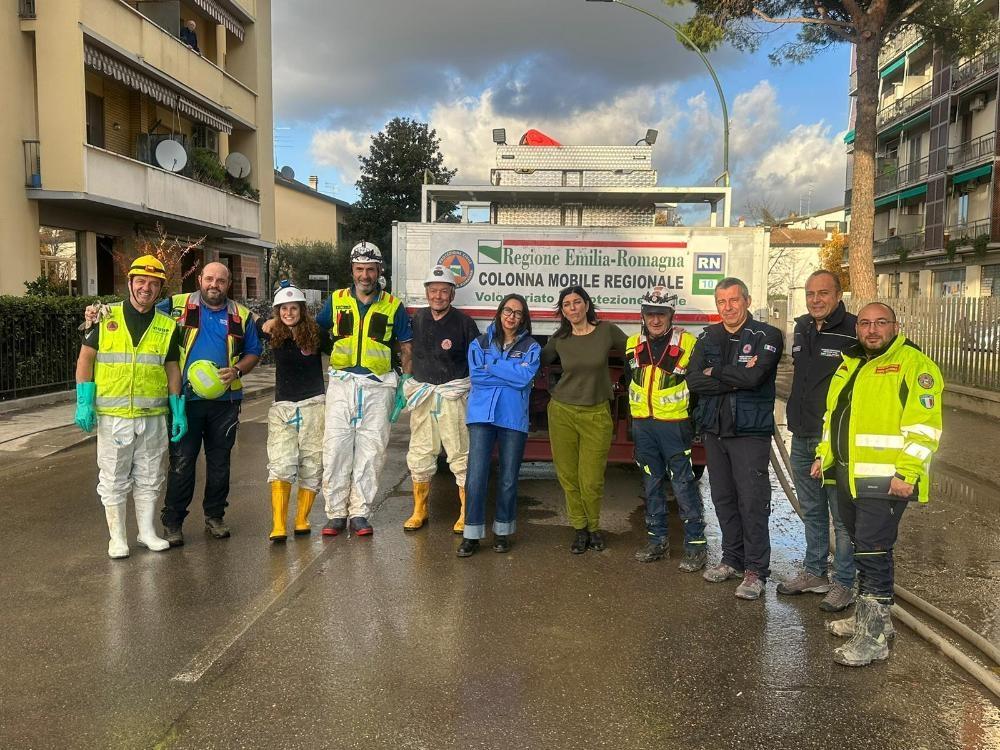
[917,372,934,389]
[764,344,777,352]
[919,394,935,409]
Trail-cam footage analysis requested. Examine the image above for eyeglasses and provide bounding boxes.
[501,307,525,320]
[857,319,895,329]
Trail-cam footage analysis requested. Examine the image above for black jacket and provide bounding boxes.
[687,314,784,436]
[786,302,858,436]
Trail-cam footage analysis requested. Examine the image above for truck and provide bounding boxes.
[392,132,769,468]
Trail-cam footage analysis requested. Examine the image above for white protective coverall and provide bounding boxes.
[267,395,325,491]
[96,414,170,555]
[322,370,397,519]
[404,377,472,487]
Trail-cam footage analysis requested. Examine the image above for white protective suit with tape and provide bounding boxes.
[322,370,397,519]
[404,377,472,486]
[267,395,325,491]
[96,414,170,555]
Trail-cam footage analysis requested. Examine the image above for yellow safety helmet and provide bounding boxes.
[187,360,227,400]
[129,254,168,281]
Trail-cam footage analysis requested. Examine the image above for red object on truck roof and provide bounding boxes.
[519,129,561,146]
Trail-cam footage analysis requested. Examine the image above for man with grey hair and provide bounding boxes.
[687,277,783,600]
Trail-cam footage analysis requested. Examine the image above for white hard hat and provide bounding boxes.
[350,241,383,265]
[640,286,678,312]
[272,282,307,307]
[423,264,457,286]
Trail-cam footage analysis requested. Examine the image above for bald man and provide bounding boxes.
[157,262,262,545]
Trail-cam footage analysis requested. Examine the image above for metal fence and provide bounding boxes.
[847,296,1000,391]
[0,311,85,401]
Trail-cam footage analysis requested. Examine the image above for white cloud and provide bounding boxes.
[310,129,369,188]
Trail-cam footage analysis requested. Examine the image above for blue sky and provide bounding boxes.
[271,1,852,222]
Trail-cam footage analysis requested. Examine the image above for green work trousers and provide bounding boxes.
[547,398,613,532]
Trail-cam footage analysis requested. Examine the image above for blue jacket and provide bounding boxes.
[686,315,783,436]
[466,324,541,433]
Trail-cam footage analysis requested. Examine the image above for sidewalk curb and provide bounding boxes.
[0,390,75,415]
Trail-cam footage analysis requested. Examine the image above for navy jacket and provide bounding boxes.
[786,301,858,436]
[687,314,783,436]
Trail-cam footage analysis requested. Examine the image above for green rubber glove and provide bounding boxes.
[74,382,97,433]
[169,394,188,443]
[390,374,412,423]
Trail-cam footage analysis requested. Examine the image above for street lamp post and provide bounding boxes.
[586,0,730,188]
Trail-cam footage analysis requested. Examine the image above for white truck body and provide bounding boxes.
[392,222,769,336]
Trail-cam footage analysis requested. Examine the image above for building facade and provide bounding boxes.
[3,0,274,297]
[844,9,1000,298]
[273,171,350,247]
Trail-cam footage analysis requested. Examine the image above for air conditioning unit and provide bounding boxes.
[970,93,987,112]
[192,125,219,153]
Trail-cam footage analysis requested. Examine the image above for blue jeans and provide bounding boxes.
[791,434,855,588]
[633,419,706,551]
[463,423,528,540]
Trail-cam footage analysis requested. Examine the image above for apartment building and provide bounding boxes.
[273,169,350,247]
[3,0,274,297]
[844,6,1000,298]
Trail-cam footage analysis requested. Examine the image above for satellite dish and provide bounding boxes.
[225,152,252,179]
[155,139,188,173]
[280,165,295,180]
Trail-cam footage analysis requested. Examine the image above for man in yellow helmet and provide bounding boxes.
[75,255,186,559]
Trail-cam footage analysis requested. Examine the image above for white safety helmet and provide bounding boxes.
[350,241,383,265]
[640,286,678,313]
[423,264,458,287]
[272,282,307,307]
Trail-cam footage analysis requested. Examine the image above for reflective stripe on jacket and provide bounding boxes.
[169,292,250,393]
[328,288,401,376]
[816,334,943,503]
[625,328,695,420]
[94,303,174,417]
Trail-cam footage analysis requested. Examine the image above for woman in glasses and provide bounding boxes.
[542,286,628,554]
[457,294,541,557]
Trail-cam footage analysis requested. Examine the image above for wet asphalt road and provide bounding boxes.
[1,395,998,749]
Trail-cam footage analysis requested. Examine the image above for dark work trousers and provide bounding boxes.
[161,399,241,527]
[703,433,772,579]
[835,465,908,604]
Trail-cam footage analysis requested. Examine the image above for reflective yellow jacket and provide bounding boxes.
[625,328,696,421]
[94,303,174,417]
[328,288,401,376]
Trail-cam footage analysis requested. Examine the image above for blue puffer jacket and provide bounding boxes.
[467,324,541,433]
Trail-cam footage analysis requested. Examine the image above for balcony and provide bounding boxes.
[22,140,40,188]
[879,27,922,69]
[874,230,925,260]
[946,217,992,242]
[949,132,995,170]
[953,48,999,91]
[875,156,929,196]
[849,69,857,93]
[18,0,35,18]
[81,0,256,125]
[877,81,932,130]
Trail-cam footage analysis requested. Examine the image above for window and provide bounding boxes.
[981,264,1000,296]
[933,268,965,297]
[85,92,105,148]
[38,227,79,294]
[245,276,258,299]
[958,193,970,225]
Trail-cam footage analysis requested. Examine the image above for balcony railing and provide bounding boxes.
[873,230,925,260]
[18,0,36,18]
[946,217,992,241]
[949,131,996,170]
[875,156,930,195]
[879,26,922,69]
[849,70,858,93]
[953,48,999,90]
[23,140,40,188]
[877,81,933,129]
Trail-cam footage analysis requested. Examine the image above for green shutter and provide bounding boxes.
[874,184,928,208]
[844,129,856,144]
[880,57,905,77]
[951,164,992,185]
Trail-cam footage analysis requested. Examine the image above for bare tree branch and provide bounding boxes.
[752,7,853,27]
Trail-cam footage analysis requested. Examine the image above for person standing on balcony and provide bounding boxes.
[686,277,783,601]
[541,286,628,554]
[315,241,413,537]
[626,287,707,572]
[401,265,480,534]
[777,270,858,612]
[179,20,200,54]
[814,302,943,667]
[75,255,187,559]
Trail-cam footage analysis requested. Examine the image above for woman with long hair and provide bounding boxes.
[541,286,628,554]
[457,294,541,557]
[259,282,332,542]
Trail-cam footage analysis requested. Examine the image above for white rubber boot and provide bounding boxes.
[134,499,170,552]
[105,504,130,559]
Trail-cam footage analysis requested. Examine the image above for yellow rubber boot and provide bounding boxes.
[294,487,317,535]
[404,481,430,530]
[269,481,291,542]
[453,487,467,534]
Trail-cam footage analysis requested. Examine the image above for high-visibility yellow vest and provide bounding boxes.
[625,328,695,421]
[816,334,943,503]
[169,292,251,393]
[328,288,402,376]
[94,303,174,417]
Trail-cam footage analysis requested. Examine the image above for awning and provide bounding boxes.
[192,0,245,41]
[177,97,233,135]
[844,129,855,144]
[952,163,992,185]
[880,57,905,78]
[875,184,927,207]
[879,111,930,140]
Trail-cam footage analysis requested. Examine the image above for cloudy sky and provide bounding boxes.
[271,0,852,223]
